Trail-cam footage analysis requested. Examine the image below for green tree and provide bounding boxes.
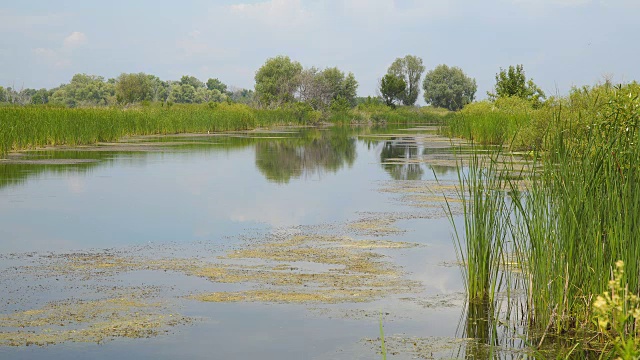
[115,73,152,104]
[487,64,545,106]
[180,75,204,89]
[50,74,115,107]
[422,64,477,111]
[31,88,51,104]
[206,78,228,94]
[380,74,406,108]
[0,86,6,102]
[388,55,425,106]
[147,75,169,102]
[298,67,358,110]
[255,55,303,107]
[229,88,254,104]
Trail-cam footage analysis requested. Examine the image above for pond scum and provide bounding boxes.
[449,83,640,358]
[0,231,422,346]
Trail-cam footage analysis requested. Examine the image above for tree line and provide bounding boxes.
[1,55,544,112]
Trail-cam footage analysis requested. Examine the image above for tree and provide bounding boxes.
[380,74,406,108]
[0,86,6,102]
[487,64,545,106]
[254,55,303,107]
[229,87,254,104]
[206,78,228,94]
[50,74,115,107]
[422,64,477,111]
[180,75,204,89]
[297,67,358,110]
[387,55,425,106]
[147,75,169,102]
[115,73,152,104]
[31,88,51,104]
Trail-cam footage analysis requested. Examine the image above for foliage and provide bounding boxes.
[593,261,640,360]
[206,78,228,94]
[115,73,152,104]
[180,75,205,89]
[229,88,254,104]
[254,55,303,107]
[448,82,640,356]
[49,74,116,107]
[387,55,425,106]
[379,74,406,108]
[297,66,358,110]
[487,64,545,107]
[422,64,477,111]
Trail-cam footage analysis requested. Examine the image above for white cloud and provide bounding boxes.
[63,31,87,48]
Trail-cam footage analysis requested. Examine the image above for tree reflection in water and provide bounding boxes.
[254,128,356,184]
[379,137,424,180]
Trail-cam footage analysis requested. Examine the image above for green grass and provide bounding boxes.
[0,102,450,158]
[449,83,640,356]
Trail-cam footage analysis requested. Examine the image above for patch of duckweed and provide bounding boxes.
[190,289,384,304]
[0,290,191,347]
[363,335,468,359]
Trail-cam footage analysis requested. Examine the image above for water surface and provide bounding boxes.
[0,125,469,359]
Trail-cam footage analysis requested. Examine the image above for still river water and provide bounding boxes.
[0,125,471,359]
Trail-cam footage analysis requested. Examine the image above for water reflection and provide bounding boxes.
[255,128,356,184]
[379,138,424,180]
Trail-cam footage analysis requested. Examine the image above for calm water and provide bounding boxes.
[0,125,469,359]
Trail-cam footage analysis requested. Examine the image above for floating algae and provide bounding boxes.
[192,234,421,304]
[15,233,421,307]
[363,335,469,359]
[0,289,190,347]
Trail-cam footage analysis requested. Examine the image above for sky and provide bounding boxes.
[1,0,638,101]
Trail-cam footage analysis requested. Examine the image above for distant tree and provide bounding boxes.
[180,75,204,89]
[31,88,51,104]
[115,73,152,104]
[379,74,406,108]
[422,64,477,111]
[51,74,115,107]
[387,55,425,106]
[355,96,383,106]
[487,64,545,106]
[297,66,358,110]
[147,75,169,102]
[0,86,6,102]
[229,87,254,104]
[255,55,303,107]
[206,78,228,94]
[341,72,358,107]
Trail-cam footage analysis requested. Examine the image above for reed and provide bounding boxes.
[0,103,316,157]
[450,83,640,355]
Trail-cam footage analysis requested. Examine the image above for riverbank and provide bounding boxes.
[447,82,640,358]
[0,102,449,158]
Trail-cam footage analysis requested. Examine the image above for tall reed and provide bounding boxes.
[448,148,512,304]
[450,84,640,354]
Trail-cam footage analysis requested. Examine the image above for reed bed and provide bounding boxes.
[450,83,640,356]
[0,103,277,157]
[0,103,450,158]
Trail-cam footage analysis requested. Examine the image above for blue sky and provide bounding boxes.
[1,0,638,101]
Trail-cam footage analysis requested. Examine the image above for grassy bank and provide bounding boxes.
[450,83,640,357]
[0,102,449,158]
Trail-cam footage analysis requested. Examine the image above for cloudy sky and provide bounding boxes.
[1,0,638,101]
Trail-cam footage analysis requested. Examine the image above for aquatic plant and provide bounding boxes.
[449,82,640,356]
[593,261,640,360]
